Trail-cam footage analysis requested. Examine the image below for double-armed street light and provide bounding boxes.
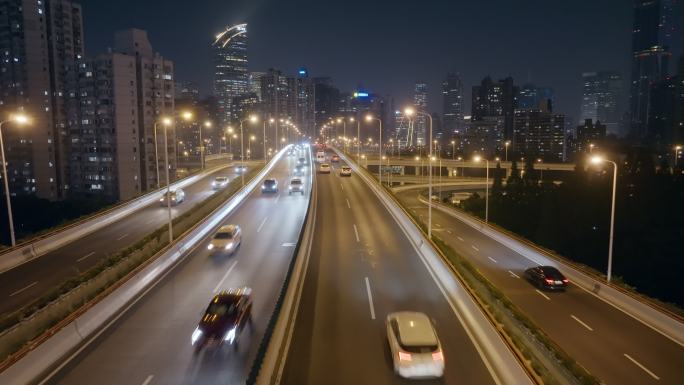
[0,113,30,246]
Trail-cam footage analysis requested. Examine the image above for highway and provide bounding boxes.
[281,151,501,385]
[44,151,310,385]
[0,163,253,316]
[396,189,684,385]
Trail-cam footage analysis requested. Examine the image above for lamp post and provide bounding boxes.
[249,135,256,160]
[226,127,235,154]
[473,155,489,223]
[674,145,682,172]
[240,115,258,186]
[504,140,510,162]
[405,107,434,238]
[162,118,174,243]
[356,118,361,160]
[451,140,456,161]
[537,158,543,183]
[199,120,212,170]
[153,117,173,189]
[365,115,383,186]
[0,113,30,246]
[589,143,595,154]
[591,155,618,283]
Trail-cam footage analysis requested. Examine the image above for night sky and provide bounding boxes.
[77,0,683,122]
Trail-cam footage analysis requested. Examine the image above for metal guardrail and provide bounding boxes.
[0,149,289,385]
[332,148,534,385]
[419,194,684,347]
[0,161,234,273]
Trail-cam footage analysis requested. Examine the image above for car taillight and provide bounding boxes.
[398,351,412,361]
[545,278,554,284]
[562,279,569,283]
[432,351,444,361]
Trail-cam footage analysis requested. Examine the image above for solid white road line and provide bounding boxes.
[364,277,376,320]
[282,242,296,247]
[571,315,594,331]
[212,261,238,293]
[624,353,660,380]
[507,270,520,279]
[77,251,95,262]
[346,198,351,209]
[457,236,464,241]
[142,375,154,385]
[535,289,551,301]
[257,216,268,233]
[471,245,480,252]
[340,183,344,190]
[353,224,360,243]
[9,281,38,297]
[446,230,453,234]
[116,233,129,241]
[274,194,281,204]
[487,256,498,263]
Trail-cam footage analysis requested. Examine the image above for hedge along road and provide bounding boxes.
[44,153,310,385]
[0,163,248,317]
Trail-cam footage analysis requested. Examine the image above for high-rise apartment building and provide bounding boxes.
[629,0,674,139]
[413,83,427,145]
[0,0,84,199]
[575,119,607,155]
[519,83,554,111]
[174,81,200,104]
[294,68,315,138]
[442,73,463,134]
[313,77,340,130]
[471,76,518,154]
[248,71,265,101]
[513,110,565,162]
[580,71,622,135]
[213,23,248,126]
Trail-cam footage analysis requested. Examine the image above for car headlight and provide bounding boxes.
[191,327,203,345]
[211,182,216,186]
[159,198,164,202]
[224,327,236,343]
[225,242,234,250]
[261,186,265,189]
[289,186,292,190]
[207,244,214,250]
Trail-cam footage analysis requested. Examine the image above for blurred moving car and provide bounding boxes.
[207,224,242,254]
[289,178,305,195]
[319,163,331,174]
[524,266,568,290]
[340,166,352,177]
[159,189,185,206]
[261,178,278,193]
[211,176,229,190]
[191,287,253,353]
[293,164,305,176]
[316,152,325,162]
[297,157,307,165]
[331,155,340,163]
[386,312,444,379]
[235,164,247,174]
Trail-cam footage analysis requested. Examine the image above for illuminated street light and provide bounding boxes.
[473,155,489,223]
[0,113,30,246]
[405,106,434,238]
[239,115,258,185]
[504,140,511,161]
[590,155,618,283]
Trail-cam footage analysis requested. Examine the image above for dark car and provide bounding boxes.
[191,288,253,353]
[297,157,307,165]
[524,266,568,291]
[293,164,305,176]
[261,178,278,193]
[331,155,340,163]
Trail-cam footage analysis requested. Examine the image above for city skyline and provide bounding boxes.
[75,0,684,121]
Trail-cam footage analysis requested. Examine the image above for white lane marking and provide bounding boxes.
[364,277,376,320]
[471,245,479,252]
[457,236,464,241]
[446,230,453,234]
[282,242,296,247]
[257,216,268,233]
[346,198,351,209]
[508,270,520,279]
[77,252,95,262]
[435,223,442,228]
[142,375,154,385]
[535,289,551,301]
[571,315,594,331]
[624,353,660,380]
[213,261,238,293]
[9,281,38,297]
[340,183,344,190]
[487,256,498,263]
[353,224,360,243]
[274,194,281,204]
[117,233,129,241]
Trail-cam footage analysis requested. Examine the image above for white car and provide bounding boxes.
[207,224,242,255]
[386,312,444,379]
[289,178,304,195]
[340,166,352,177]
[211,176,229,189]
[159,189,185,206]
[319,163,331,174]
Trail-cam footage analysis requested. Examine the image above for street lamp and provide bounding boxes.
[226,127,235,153]
[240,115,258,185]
[365,115,383,186]
[537,158,543,183]
[0,113,30,246]
[589,143,595,154]
[504,140,511,162]
[153,117,173,189]
[159,117,175,243]
[473,155,489,223]
[591,155,618,283]
[199,120,212,170]
[674,145,682,172]
[451,140,456,161]
[405,107,434,238]
[249,135,256,159]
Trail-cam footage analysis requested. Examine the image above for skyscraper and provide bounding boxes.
[580,72,622,135]
[413,83,428,145]
[519,83,554,111]
[629,0,674,139]
[213,23,248,126]
[471,76,518,153]
[442,73,463,134]
[513,110,566,162]
[0,0,84,199]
